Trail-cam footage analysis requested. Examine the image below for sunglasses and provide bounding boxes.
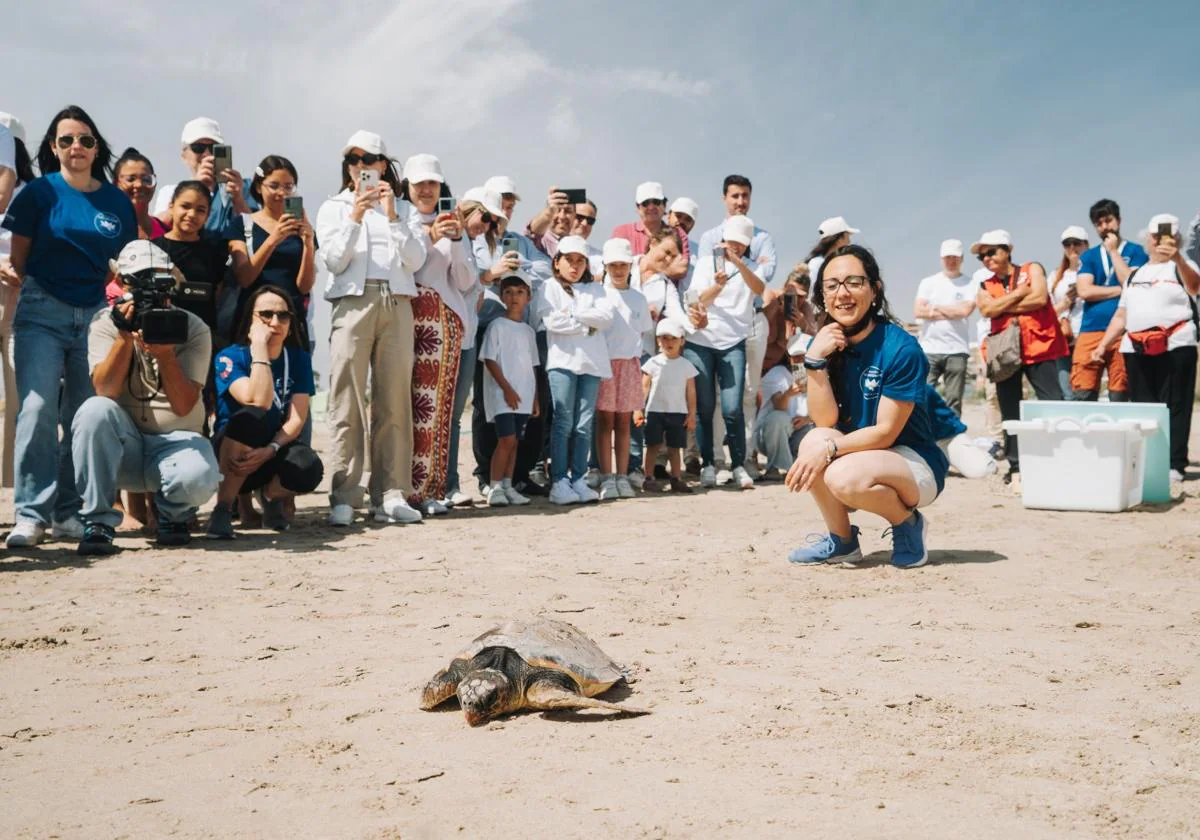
[821,276,869,294]
[639,199,664,208]
[977,247,1002,260]
[575,214,596,225]
[254,309,293,324]
[1062,239,1087,248]
[188,142,215,155]
[57,134,97,150]
[344,152,385,166]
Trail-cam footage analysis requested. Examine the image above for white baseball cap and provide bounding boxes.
[656,319,686,338]
[180,117,223,146]
[341,130,387,157]
[1060,225,1089,243]
[635,181,666,204]
[557,235,589,257]
[1147,213,1180,236]
[818,216,859,238]
[969,229,1013,254]
[462,187,505,219]
[0,112,26,145]
[787,332,813,357]
[110,240,174,278]
[602,238,634,265]
[484,175,520,200]
[403,153,444,184]
[940,239,964,258]
[669,197,699,220]
[723,215,755,247]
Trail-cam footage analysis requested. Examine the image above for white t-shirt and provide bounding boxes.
[915,271,976,355]
[602,283,652,361]
[687,256,755,350]
[480,317,540,420]
[642,353,698,414]
[1049,268,1084,336]
[758,364,806,423]
[537,279,614,378]
[1118,260,1199,353]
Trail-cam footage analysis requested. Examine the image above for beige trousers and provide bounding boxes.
[327,284,415,508]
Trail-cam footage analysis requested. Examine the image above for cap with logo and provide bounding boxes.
[0,112,26,145]
[722,215,755,247]
[656,319,686,338]
[669,197,699,221]
[818,216,859,238]
[602,238,634,265]
[462,187,505,220]
[635,181,666,204]
[403,153,444,184]
[969,230,1013,254]
[341,130,387,157]
[111,240,174,278]
[940,239,964,258]
[180,117,223,147]
[1060,225,1088,243]
[484,176,520,200]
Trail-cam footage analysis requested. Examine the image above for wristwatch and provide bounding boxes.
[268,441,281,454]
[825,439,839,464]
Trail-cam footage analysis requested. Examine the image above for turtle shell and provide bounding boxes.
[455,618,625,697]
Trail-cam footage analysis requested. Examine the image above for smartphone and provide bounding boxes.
[1157,222,1174,240]
[559,188,587,205]
[283,196,304,219]
[684,287,701,307]
[358,169,380,193]
[501,233,517,252]
[438,196,458,215]
[212,144,232,181]
[711,246,726,275]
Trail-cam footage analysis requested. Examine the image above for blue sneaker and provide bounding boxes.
[886,511,929,568]
[788,527,863,565]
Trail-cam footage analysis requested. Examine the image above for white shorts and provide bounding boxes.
[891,445,939,509]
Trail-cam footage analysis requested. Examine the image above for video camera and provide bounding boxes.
[111,269,191,345]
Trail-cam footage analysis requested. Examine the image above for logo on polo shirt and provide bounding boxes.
[860,365,882,400]
[217,355,233,380]
[94,211,122,238]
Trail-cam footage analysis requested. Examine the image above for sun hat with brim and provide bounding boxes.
[969,230,1013,254]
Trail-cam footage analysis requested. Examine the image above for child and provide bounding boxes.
[596,238,652,500]
[636,319,699,493]
[480,273,541,507]
[756,332,814,480]
[538,236,614,505]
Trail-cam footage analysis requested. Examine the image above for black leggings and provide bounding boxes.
[996,359,1064,473]
[1124,347,1197,473]
[218,406,324,494]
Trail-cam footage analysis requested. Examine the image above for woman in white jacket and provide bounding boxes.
[537,235,615,505]
[316,130,426,527]
[400,154,476,516]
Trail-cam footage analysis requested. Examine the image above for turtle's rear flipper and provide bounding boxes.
[420,660,470,710]
[526,680,650,717]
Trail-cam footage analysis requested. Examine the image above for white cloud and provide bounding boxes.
[593,69,712,100]
[545,97,582,146]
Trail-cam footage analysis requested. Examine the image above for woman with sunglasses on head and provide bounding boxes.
[785,245,948,569]
[0,112,35,488]
[1049,226,1089,400]
[208,286,322,537]
[0,105,137,547]
[317,131,426,527]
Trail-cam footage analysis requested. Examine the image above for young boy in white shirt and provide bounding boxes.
[480,273,541,507]
[635,319,699,493]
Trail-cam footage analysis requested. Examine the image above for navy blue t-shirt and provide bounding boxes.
[2,173,136,307]
[836,322,949,492]
[926,386,967,441]
[1078,242,1148,333]
[213,344,315,436]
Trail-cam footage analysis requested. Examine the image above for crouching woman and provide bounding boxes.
[784,245,948,569]
[208,286,322,537]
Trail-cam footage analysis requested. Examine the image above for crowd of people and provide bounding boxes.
[0,105,1195,569]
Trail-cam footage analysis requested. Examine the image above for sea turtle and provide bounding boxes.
[420,618,649,726]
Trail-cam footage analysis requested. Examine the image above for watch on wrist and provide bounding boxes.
[804,356,828,371]
[825,439,839,464]
[268,441,281,454]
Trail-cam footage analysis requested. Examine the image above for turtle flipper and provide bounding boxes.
[526,677,650,717]
[420,659,470,710]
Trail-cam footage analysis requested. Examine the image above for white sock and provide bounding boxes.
[502,478,513,489]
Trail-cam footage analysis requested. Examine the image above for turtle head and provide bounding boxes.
[457,668,514,726]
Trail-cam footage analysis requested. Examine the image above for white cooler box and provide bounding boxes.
[1001,415,1158,512]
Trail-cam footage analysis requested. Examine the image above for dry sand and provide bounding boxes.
[1,404,1198,839]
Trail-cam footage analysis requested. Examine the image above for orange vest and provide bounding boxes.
[983,263,1068,365]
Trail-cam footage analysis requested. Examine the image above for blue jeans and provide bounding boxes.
[683,340,747,468]
[446,345,476,495]
[547,368,600,482]
[12,279,102,525]
[72,397,220,529]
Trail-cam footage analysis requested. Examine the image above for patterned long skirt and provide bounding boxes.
[410,287,463,504]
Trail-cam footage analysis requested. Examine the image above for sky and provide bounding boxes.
[7,0,1200,378]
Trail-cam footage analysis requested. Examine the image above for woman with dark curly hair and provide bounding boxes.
[785,244,948,569]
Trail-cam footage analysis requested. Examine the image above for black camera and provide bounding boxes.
[111,270,191,345]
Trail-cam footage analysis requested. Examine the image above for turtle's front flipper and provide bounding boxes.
[526,675,650,717]
[420,659,470,710]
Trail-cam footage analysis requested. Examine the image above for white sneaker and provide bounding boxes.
[6,521,45,548]
[550,478,580,506]
[732,466,754,489]
[627,469,646,490]
[445,490,473,508]
[572,478,600,503]
[584,468,602,490]
[51,517,85,540]
[422,498,449,517]
[328,503,355,527]
[700,465,717,487]
[375,497,423,524]
[503,483,531,506]
[716,468,733,486]
[743,459,762,481]
[1169,469,1185,483]
[616,475,636,498]
[598,475,620,501]
[486,485,509,507]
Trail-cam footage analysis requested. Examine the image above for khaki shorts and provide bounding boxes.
[892,445,939,509]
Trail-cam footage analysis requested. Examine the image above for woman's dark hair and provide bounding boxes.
[234,285,303,350]
[36,105,114,181]
[805,231,848,262]
[170,180,212,208]
[552,250,594,291]
[1089,198,1120,226]
[113,147,155,180]
[12,138,35,185]
[340,157,401,194]
[250,155,298,205]
[399,178,452,203]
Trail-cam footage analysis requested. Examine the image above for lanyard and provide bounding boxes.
[1099,242,1124,285]
[271,351,289,411]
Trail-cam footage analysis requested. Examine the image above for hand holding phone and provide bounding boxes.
[358,169,381,194]
[558,188,587,205]
[213,145,233,182]
[283,195,304,220]
[711,245,727,277]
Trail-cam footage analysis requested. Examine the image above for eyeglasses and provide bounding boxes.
[57,134,97,150]
[118,174,157,187]
[821,275,869,295]
[254,310,293,324]
[262,181,296,195]
[639,199,664,208]
[575,214,596,225]
[1062,239,1086,248]
[344,152,384,166]
[188,142,215,155]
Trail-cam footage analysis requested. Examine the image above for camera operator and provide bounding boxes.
[72,241,219,555]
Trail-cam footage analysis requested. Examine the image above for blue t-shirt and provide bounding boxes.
[1,173,136,307]
[836,322,949,492]
[213,344,315,436]
[235,223,317,339]
[926,386,967,441]
[1078,242,1148,333]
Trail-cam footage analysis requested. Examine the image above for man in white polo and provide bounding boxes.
[914,238,976,414]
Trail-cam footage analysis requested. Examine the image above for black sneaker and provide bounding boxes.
[261,494,290,532]
[514,479,548,497]
[77,522,119,556]
[653,464,670,480]
[156,519,192,547]
[207,502,236,540]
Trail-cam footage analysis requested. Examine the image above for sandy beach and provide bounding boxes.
[2,403,1198,839]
